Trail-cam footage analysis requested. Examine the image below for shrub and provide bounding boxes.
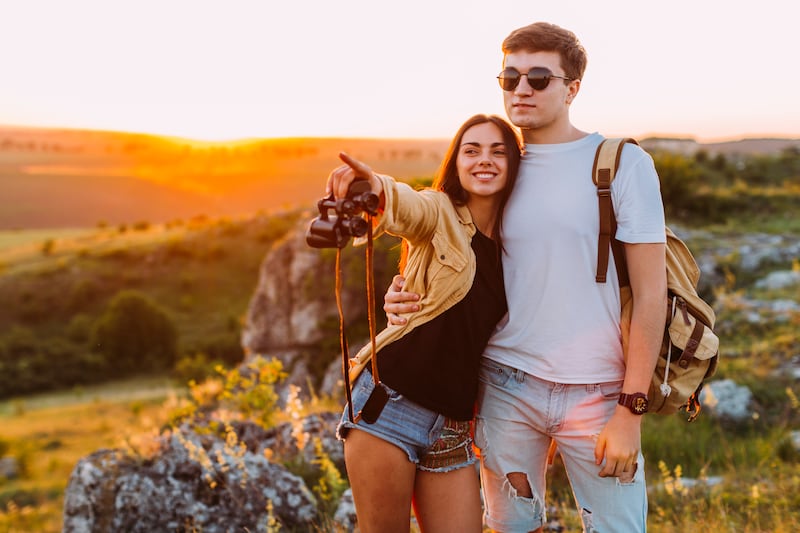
[0,328,103,397]
[652,151,702,219]
[168,356,286,429]
[41,239,55,256]
[173,353,221,383]
[91,290,178,375]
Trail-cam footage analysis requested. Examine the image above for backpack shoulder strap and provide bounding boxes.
[592,137,639,284]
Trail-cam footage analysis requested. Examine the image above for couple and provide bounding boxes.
[325,21,666,533]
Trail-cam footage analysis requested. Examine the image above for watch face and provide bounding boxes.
[633,396,648,414]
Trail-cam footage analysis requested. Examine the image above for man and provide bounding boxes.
[384,22,667,532]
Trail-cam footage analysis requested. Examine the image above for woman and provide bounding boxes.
[327,114,521,533]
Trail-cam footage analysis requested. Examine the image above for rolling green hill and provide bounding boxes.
[0,210,305,398]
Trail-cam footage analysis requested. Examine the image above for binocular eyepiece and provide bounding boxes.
[306,181,380,248]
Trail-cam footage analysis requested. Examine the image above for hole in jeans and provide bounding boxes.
[506,471,533,498]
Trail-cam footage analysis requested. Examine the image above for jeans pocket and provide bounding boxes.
[598,380,624,400]
[479,359,513,388]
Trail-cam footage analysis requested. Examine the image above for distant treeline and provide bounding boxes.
[653,146,800,223]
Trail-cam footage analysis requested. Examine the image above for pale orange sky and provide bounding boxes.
[1,0,797,142]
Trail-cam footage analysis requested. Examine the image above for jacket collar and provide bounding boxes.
[454,203,477,236]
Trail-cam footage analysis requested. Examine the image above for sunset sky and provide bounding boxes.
[1,0,797,142]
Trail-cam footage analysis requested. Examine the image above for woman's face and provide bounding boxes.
[456,122,509,200]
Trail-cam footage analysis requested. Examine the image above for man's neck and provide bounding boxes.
[521,123,587,145]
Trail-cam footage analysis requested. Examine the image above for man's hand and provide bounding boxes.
[384,275,420,325]
[594,408,642,481]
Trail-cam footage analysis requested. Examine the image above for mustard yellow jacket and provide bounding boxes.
[348,174,478,384]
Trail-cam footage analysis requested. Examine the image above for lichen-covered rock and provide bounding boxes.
[700,379,754,422]
[258,411,344,467]
[62,421,320,532]
[333,488,357,532]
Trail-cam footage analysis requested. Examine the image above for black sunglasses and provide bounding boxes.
[497,67,574,91]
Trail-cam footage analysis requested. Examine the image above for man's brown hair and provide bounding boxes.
[502,22,587,82]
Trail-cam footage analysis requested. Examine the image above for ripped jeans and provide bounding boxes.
[474,359,647,533]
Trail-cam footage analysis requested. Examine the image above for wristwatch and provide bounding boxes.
[618,392,649,415]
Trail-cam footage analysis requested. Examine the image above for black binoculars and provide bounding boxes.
[306,181,380,248]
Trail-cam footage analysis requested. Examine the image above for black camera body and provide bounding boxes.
[306,181,380,248]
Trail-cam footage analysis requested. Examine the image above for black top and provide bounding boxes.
[376,230,507,420]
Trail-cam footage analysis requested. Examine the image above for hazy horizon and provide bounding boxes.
[2,122,798,146]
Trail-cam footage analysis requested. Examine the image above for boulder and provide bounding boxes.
[0,456,20,480]
[699,379,753,422]
[62,414,346,532]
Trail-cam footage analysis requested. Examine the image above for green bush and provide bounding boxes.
[66,314,94,343]
[0,328,104,397]
[173,352,222,383]
[652,151,702,220]
[91,290,178,376]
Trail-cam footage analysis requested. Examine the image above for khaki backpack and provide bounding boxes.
[593,138,720,420]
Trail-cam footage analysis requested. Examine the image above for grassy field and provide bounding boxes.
[0,224,188,277]
[0,228,96,251]
[0,377,182,532]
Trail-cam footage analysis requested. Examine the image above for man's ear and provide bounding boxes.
[567,79,581,103]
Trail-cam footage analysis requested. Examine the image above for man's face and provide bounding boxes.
[501,50,575,132]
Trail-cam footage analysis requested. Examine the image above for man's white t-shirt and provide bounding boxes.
[483,133,666,384]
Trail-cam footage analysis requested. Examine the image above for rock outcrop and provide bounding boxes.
[241,217,399,397]
[62,413,352,532]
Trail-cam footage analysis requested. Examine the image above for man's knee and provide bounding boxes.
[505,471,533,498]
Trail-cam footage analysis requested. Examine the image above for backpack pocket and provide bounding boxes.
[649,296,720,418]
[667,301,719,363]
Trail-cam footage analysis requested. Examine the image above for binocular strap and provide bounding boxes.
[337,214,381,424]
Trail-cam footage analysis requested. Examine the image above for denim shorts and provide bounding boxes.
[475,358,647,533]
[336,370,476,473]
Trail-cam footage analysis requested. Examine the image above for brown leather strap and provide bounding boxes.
[340,213,379,423]
[366,214,379,383]
[610,217,629,288]
[676,319,705,366]
[336,249,355,422]
[596,168,612,282]
[593,138,638,286]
